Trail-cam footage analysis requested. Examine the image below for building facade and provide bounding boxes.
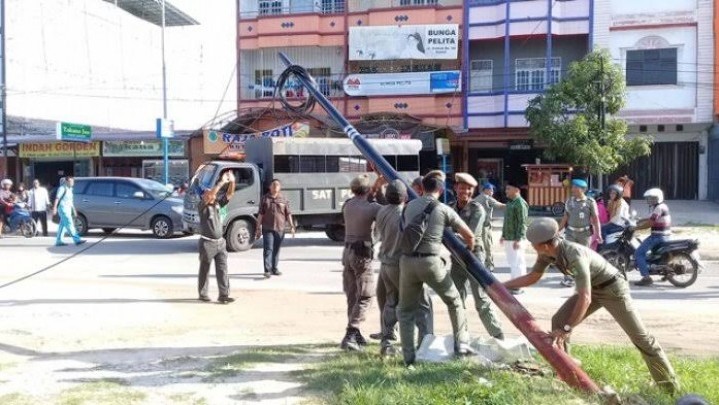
[234,0,464,173]
[594,0,713,200]
[460,0,593,189]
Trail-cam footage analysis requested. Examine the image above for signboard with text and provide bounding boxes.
[103,140,185,157]
[203,122,310,155]
[56,122,92,143]
[343,70,460,96]
[349,24,459,61]
[20,142,101,158]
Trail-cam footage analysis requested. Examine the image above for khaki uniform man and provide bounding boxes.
[558,178,602,287]
[374,180,434,355]
[398,174,476,366]
[450,173,504,339]
[474,183,505,272]
[504,218,679,392]
[341,175,381,351]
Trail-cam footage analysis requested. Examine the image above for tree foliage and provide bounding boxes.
[525,49,651,174]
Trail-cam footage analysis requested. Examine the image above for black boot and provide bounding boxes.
[355,329,369,346]
[340,328,361,352]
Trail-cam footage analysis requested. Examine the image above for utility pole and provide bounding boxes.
[596,57,607,188]
[161,0,169,185]
[1,0,7,179]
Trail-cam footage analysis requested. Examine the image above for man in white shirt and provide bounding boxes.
[28,179,50,236]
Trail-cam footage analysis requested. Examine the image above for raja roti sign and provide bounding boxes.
[203,122,310,155]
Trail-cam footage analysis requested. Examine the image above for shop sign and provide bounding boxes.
[56,122,92,143]
[343,70,460,96]
[349,24,459,61]
[19,142,101,158]
[203,122,310,155]
[103,140,185,157]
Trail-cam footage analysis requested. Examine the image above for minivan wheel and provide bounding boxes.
[227,219,253,252]
[151,216,173,239]
[75,214,88,236]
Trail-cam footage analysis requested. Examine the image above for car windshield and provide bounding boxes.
[136,179,173,199]
[190,164,218,192]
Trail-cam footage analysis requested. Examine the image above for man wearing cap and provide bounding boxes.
[373,180,434,355]
[558,178,602,287]
[341,174,382,351]
[504,218,679,392]
[501,182,529,294]
[398,174,476,367]
[474,183,505,272]
[450,173,504,340]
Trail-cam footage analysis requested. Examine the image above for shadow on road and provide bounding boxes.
[0,298,203,307]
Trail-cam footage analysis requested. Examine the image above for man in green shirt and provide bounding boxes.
[501,182,529,294]
[474,183,505,272]
[504,218,679,392]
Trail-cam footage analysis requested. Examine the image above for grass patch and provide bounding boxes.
[57,380,146,405]
[0,393,34,405]
[166,392,208,405]
[298,345,718,405]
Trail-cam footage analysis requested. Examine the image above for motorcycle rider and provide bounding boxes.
[601,184,630,243]
[634,188,671,286]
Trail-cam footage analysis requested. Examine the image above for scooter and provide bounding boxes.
[598,219,701,288]
[2,203,37,238]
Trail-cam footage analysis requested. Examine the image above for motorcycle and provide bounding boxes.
[598,222,701,288]
[2,203,37,238]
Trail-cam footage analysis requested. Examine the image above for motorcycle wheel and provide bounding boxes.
[600,250,630,275]
[21,221,37,238]
[665,253,699,288]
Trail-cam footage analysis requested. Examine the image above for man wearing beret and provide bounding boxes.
[558,178,602,287]
[504,218,679,392]
[474,183,505,272]
[340,174,382,351]
[450,173,504,340]
[500,181,529,294]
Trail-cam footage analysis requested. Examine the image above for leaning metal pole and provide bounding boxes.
[278,52,600,393]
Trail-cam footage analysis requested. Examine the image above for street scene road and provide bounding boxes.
[1,221,717,403]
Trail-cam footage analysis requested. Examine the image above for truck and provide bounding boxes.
[182,136,422,252]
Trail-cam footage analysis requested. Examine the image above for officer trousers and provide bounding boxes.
[450,261,503,339]
[481,225,494,269]
[504,240,527,279]
[342,247,375,330]
[398,254,469,365]
[565,229,592,247]
[379,263,434,346]
[551,278,678,391]
[198,238,230,298]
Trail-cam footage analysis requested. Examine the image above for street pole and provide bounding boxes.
[1,0,7,179]
[161,0,169,185]
[277,53,600,394]
[597,58,606,188]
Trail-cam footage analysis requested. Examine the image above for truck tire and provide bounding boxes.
[325,224,345,242]
[227,219,254,252]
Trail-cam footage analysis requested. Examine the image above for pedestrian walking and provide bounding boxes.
[373,180,434,355]
[255,179,295,278]
[52,176,86,247]
[450,173,504,340]
[633,188,671,287]
[474,183,505,272]
[398,174,476,367]
[500,182,529,295]
[340,174,382,351]
[558,179,602,287]
[504,218,679,392]
[197,170,236,304]
[0,178,13,238]
[28,179,50,237]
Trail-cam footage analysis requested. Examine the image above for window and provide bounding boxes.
[626,48,677,86]
[258,0,282,15]
[470,59,493,92]
[400,0,438,5]
[321,0,345,13]
[307,68,332,97]
[226,168,254,191]
[515,57,561,91]
[254,69,274,98]
[397,155,420,171]
[116,183,143,199]
[85,181,114,197]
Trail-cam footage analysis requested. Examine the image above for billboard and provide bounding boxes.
[203,122,310,155]
[349,24,459,61]
[343,70,461,96]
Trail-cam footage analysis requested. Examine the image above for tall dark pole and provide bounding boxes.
[161,0,169,185]
[597,57,606,187]
[1,0,7,178]
[277,53,600,394]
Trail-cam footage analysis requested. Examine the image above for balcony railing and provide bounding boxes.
[240,1,346,19]
[242,73,345,100]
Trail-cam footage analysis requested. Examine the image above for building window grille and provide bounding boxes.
[400,0,439,5]
[254,69,274,98]
[515,57,561,91]
[470,59,493,92]
[626,48,677,86]
[258,0,282,15]
[321,0,345,13]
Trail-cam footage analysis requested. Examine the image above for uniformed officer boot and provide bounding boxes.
[340,328,362,352]
[355,329,369,346]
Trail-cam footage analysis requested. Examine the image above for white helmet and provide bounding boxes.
[1,178,12,187]
[643,188,664,204]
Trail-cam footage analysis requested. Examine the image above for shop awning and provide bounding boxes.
[101,0,198,27]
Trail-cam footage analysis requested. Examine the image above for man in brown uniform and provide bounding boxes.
[504,218,679,392]
[255,179,295,278]
[341,175,382,351]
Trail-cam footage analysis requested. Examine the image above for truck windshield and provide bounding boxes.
[190,164,218,192]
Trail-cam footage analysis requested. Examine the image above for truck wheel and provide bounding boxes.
[325,225,345,242]
[227,219,254,252]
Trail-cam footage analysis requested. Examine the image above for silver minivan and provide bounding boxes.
[72,177,184,238]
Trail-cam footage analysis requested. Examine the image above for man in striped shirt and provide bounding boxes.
[634,188,671,287]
